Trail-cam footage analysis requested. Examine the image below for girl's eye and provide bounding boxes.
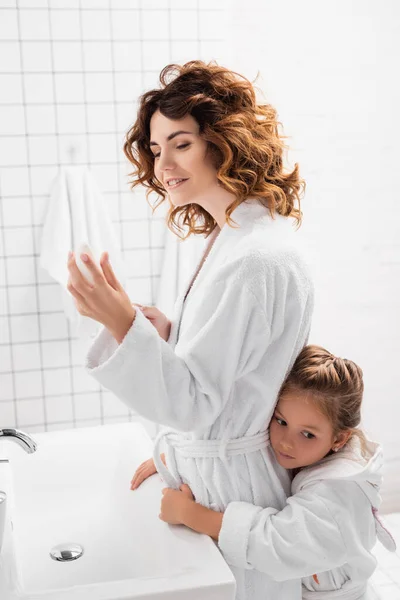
[302,431,315,439]
[275,417,287,427]
[152,143,190,160]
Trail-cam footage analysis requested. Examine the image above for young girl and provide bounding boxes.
[68,61,313,600]
[132,345,396,600]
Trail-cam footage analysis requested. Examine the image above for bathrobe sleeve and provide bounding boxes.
[218,483,349,580]
[85,271,272,431]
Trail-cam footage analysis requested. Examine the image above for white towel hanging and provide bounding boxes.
[40,166,126,339]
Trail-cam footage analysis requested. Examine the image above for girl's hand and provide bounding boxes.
[135,305,171,341]
[159,484,195,525]
[130,454,166,490]
[67,251,135,343]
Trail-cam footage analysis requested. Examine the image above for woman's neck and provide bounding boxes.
[194,184,238,229]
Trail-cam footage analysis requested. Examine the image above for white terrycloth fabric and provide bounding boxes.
[156,226,205,318]
[153,428,271,490]
[218,437,396,600]
[85,199,314,600]
[40,166,125,337]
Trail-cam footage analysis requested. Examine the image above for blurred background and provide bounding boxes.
[0,0,399,512]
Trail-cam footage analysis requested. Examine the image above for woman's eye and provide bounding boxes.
[302,431,315,439]
[152,143,190,160]
[275,417,287,427]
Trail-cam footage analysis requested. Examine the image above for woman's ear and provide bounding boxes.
[332,430,353,452]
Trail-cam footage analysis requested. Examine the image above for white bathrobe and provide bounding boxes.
[85,200,314,600]
[218,438,397,600]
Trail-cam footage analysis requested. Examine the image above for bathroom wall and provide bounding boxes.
[0,0,227,437]
[227,0,400,511]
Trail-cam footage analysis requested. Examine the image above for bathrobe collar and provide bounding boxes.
[168,199,278,347]
[292,437,383,498]
[292,438,397,552]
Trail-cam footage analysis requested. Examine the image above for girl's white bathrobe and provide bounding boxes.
[218,438,396,600]
[85,200,314,600]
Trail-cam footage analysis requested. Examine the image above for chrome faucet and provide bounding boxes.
[0,429,37,454]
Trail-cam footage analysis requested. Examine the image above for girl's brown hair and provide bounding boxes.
[123,60,304,238]
[280,345,367,454]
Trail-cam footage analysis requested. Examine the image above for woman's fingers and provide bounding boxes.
[77,251,105,285]
[67,278,90,315]
[67,277,85,302]
[67,252,93,291]
[100,252,122,291]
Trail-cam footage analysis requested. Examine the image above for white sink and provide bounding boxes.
[0,422,236,600]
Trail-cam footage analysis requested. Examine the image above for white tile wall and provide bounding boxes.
[0,0,228,438]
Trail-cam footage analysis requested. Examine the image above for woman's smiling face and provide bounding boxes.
[149,110,219,207]
[269,390,337,469]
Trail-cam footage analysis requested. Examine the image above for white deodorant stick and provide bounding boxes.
[75,243,97,285]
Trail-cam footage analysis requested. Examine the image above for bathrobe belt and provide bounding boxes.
[153,428,270,490]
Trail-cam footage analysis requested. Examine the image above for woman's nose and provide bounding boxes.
[158,151,176,172]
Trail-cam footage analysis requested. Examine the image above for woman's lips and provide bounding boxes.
[167,178,189,190]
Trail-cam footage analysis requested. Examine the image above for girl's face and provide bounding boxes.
[270,390,337,470]
[149,110,219,207]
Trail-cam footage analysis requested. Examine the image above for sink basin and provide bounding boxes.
[0,422,236,600]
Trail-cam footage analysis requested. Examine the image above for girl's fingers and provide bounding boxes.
[141,306,162,319]
[180,484,194,499]
[100,252,121,291]
[130,459,157,489]
[130,473,142,488]
[131,472,148,490]
[130,470,143,485]
[131,467,145,484]
[130,465,152,488]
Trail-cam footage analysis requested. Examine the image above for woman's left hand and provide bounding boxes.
[67,251,135,343]
[159,484,195,525]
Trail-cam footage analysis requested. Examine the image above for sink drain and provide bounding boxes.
[50,543,84,562]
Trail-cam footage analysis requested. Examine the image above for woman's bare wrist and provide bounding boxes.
[110,306,136,344]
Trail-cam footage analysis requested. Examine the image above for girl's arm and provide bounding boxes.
[218,483,349,580]
[183,502,223,540]
[159,485,223,540]
[161,483,353,583]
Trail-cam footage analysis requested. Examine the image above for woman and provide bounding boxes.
[67,61,314,600]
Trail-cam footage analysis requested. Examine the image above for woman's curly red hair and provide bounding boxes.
[124,60,304,238]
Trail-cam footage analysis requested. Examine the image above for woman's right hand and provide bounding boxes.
[134,305,171,341]
[130,453,166,490]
